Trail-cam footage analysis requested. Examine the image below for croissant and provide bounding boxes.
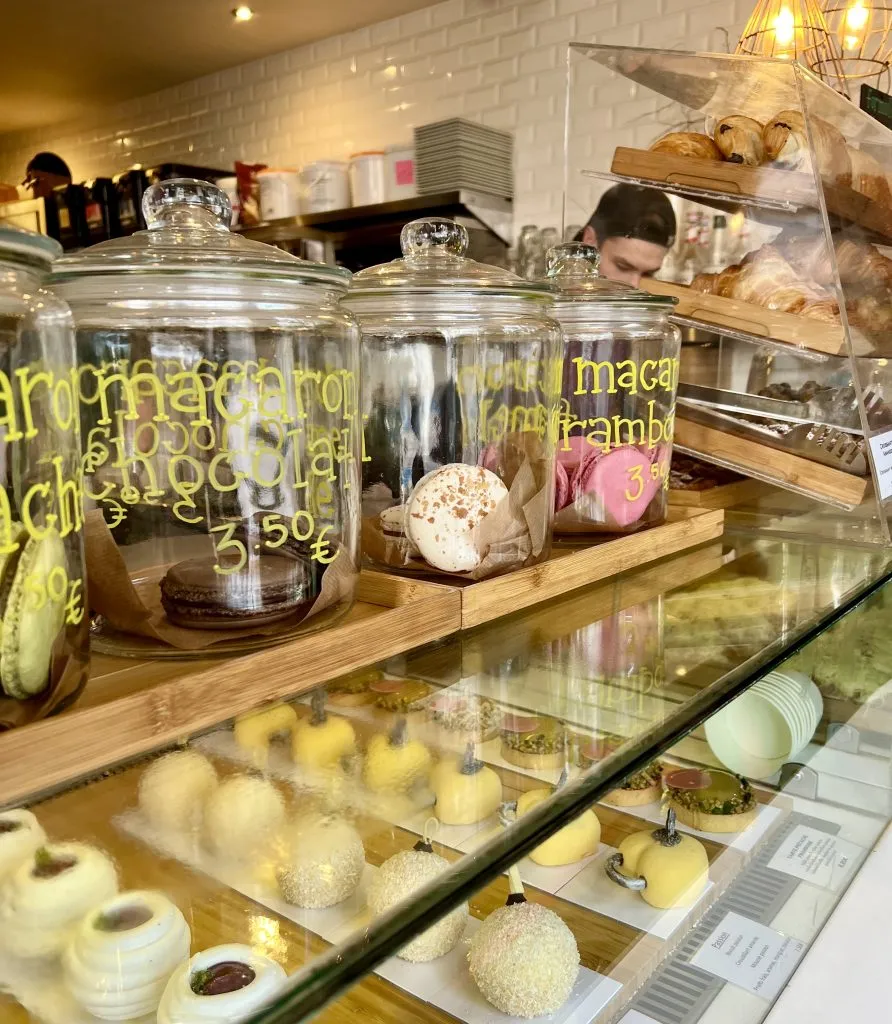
[762,110,852,187]
[714,115,765,165]
[848,148,892,207]
[690,272,719,293]
[650,132,723,161]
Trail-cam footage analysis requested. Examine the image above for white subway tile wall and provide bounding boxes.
[0,0,751,233]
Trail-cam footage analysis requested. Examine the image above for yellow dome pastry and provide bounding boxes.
[292,690,356,770]
[666,768,758,833]
[516,771,600,866]
[431,743,503,826]
[0,843,119,958]
[277,814,365,908]
[500,714,569,770]
[367,831,468,962]
[0,809,46,884]
[203,775,286,862]
[468,869,579,1019]
[578,737,664,806]
[606,809,708,909]
[234,703,298,767]
[138,750,218,835]
[363,718,432,793]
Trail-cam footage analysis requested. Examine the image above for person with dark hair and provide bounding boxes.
[23,152,72,198]
[580,183,677,287]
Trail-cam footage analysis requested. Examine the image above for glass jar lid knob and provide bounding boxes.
[401,217,469,259]
[546,241,601,281]
[143,177,232,233]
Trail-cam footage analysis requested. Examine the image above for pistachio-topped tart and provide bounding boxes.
[501,714,569,770]
[665,768,757,833]
[578,736,664,806]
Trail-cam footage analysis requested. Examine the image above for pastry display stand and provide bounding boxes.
[374,507,725,630]
[669,477,775,511]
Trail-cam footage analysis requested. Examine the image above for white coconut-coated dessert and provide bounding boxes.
[157,943,286,1024]
[138,750,218,834]
[367,845,467,962]
[468,901,579,1018]
[63,889,190,1020]
[0,842,119,958]
[0,809,46,883]
[277,814,364,909]
[203,774,286,862]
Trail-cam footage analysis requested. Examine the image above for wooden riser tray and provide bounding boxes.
[377,508,725,631]
[611,146,892,245]
[669,478,775,510]
[645,278,845,357]
[0,572,461,807]
[675,418,872,509]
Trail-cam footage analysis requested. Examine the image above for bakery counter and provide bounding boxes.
[0,531,890,1024]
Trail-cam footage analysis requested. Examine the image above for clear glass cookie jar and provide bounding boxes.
[542,243,680,534]
[0,226,89,725]
[344,217,562,580]
[50,178,361,656]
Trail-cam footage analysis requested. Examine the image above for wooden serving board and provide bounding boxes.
[380,508,725,631]
[0,572,461,807]
[612,146,892,245]
[674,418,872,509]
[644,278,846,357]
[669,478,775,510]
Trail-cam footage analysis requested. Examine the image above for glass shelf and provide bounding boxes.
[3,531,890,1024]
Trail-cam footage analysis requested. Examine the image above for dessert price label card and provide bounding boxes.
[691,911,805,1001]
[766,824,863,891]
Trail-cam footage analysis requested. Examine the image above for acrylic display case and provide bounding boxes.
[0,531,890,1024]
[563,45,892,544]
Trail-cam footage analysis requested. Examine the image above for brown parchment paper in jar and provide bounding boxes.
[84,510,356,651]
[365,454,551,582]
[0,637,89,731]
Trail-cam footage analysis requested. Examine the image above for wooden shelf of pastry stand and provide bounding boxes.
[644,278,847,358]
[0,571,461,807]
[610,147,892,245]
[669,477,777,510]
[675,417,872,510]
[373,508,725,632]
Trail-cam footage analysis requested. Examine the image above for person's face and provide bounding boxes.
[582,225,667,287]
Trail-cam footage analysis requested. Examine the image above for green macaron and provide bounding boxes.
[1,529,66,699]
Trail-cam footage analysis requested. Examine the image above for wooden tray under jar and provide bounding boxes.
[0,571,461,806]
[669,477,775,510]
[377,508,725,631]
[674,418,872,509]
[644,278,846,358]
[611,146,892,245]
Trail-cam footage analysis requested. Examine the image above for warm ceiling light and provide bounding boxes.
[232,5,254,21]
[774,4,797,44]
[845,0,870,30]
[822,1,892,90]
[737,1,845,88]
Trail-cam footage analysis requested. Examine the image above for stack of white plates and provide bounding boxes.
[414,118,513,198]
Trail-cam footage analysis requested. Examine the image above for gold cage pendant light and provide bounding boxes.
[821,1,892,90]
[736,0,847,91]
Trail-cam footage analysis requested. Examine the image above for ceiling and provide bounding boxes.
[0,0,436,134]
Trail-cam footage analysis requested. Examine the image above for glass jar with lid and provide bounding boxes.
[51,178,361,657]
[543,243,680,534]
[0,226,89,724]
[345,218,562,579]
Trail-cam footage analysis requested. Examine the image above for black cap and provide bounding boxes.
[589,184,676,248]
[26,152,72,179]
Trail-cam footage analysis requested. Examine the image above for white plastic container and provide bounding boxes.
[349,151,386,207]
[257,169,300,221]
[300,161,349,213]
[385,144,417,201]
[216,175,241,227]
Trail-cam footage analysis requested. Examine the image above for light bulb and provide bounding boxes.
[773,5,796,47]
[846,1,870,31]
[844,33,861,49]
[232,5,254,21]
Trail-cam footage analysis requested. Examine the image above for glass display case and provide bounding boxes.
[1,530,889,1024]
[563,45,892,544]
